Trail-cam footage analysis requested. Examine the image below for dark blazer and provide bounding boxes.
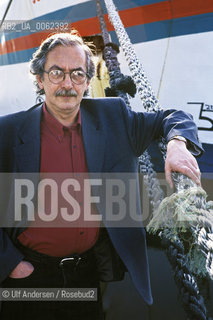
[0,97,203,305]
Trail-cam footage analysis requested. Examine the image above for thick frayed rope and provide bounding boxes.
[147,186,213,278]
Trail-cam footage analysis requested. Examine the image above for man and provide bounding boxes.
[0,32,202,320]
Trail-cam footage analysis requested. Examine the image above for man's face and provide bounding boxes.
[37,45,90,119]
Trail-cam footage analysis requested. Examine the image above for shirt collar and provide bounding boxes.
[42,103,82,139]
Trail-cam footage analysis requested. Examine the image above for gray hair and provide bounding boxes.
[30,32,95,95]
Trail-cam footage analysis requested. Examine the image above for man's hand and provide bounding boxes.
[9,261,34,279]
[165,139,201,188]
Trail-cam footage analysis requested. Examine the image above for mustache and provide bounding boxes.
[55,89,77,97]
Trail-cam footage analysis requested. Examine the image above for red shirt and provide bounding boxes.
[18,104,100,256]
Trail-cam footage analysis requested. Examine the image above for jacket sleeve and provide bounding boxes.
[119,98,204,157]
[0,229,24,283]
[0,113,25,283]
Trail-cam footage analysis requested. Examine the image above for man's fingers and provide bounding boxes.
[165,162,201,188]
[179,165,201,186]
[165,167,173,189]
[175,157,201,184]
[166,165,201,187]
[165,139,201,187]
[9,261,34,279]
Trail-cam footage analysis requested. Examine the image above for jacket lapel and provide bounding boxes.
[81,104,106,173]
[14,105,42,173]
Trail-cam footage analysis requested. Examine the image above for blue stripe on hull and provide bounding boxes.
[108,0,167,11]
[0,48,38,66]
[1,11,213,66]
[111,12,213,44]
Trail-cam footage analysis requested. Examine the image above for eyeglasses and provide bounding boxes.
[43,69,89,85]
